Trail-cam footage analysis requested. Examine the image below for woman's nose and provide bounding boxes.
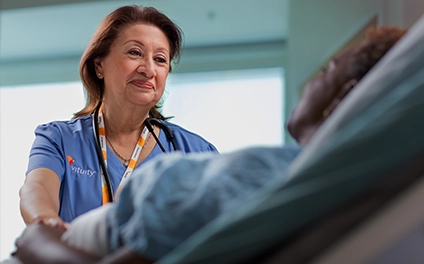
[137,59,155,78]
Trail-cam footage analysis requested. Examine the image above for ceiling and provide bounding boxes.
[0,0,288,62]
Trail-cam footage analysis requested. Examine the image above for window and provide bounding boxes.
[0,82,86,260]
[164,67,285,153]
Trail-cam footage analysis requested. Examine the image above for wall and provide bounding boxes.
[382,0,424,28]
[0,0,288,87]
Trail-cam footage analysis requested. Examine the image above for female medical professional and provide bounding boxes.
[18,5,218,228]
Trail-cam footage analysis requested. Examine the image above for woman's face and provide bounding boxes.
[96,23,170,109]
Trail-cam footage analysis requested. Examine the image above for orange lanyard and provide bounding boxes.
[96,106,149,204]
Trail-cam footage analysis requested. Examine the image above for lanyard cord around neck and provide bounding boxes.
[96,105,150,204]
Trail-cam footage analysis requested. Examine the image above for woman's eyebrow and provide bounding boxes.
[124,39,169,54]
[124,40,145,46]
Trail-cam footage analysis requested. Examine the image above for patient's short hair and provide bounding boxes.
[349,27,407,80]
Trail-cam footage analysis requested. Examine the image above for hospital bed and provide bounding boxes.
[158,14,424,264]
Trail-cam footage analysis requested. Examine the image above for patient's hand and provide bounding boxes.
[13,221,66,263]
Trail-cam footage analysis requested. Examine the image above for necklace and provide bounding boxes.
[106,128,152,167]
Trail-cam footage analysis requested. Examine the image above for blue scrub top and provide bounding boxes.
[26,115,218,222]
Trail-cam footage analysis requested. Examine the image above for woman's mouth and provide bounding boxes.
[130,80,154,89]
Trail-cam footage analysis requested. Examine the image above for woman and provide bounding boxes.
[9,26,407,264]
[19,5,218,228]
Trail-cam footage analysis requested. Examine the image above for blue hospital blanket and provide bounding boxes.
[107,146,301,260]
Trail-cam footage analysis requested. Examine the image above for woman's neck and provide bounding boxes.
[101,102,149,138]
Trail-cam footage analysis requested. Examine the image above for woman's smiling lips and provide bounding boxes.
[130,80,154,89]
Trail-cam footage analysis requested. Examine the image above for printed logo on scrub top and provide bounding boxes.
[66,155,97,177]
[67,155,75,165]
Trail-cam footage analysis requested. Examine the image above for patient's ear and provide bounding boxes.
[323,78,359,118]
[341,79,359,96]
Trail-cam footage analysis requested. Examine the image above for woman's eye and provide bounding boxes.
[320,66,328,73]
[129,50,141,56]
[155,57,167,63]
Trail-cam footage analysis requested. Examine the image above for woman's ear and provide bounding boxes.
[94,57,103,79]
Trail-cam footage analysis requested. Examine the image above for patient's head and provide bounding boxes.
[287,26,406,146]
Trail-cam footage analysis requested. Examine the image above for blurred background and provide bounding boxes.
[0,0,423,260]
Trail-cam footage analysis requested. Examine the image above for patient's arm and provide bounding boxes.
[13,222,99,263]
[101,247,153,264]
[13,222,153,264]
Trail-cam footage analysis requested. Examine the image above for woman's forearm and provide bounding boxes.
[20,182,60,224]
[19,168,62,225]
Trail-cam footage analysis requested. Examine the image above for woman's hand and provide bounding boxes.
[39,217,70,230]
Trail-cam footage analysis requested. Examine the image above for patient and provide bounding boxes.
[9,26,406,264]
[287,26,406,145]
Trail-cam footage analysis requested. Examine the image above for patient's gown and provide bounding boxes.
[107,145,301,260]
